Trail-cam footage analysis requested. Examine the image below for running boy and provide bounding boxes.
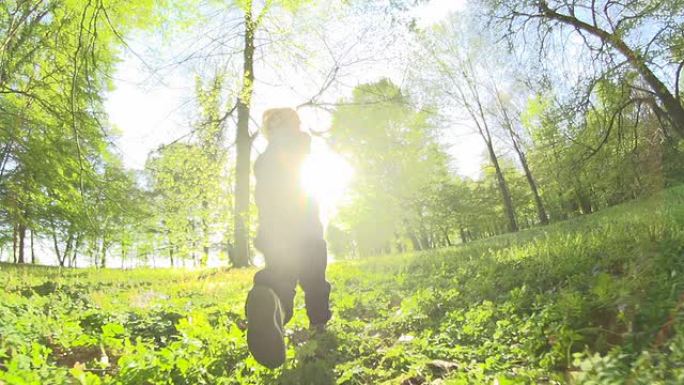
[245,107,332,369]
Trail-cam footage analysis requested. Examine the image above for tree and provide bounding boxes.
[144,74,231,267]
[416,21,519,232]
[145,141,230,267]
[1,0,183,266]
[492,88,549,225]
[484,0,684,138]
[231,0,259,267]
[230,0,323,267]
[329,79,452,256]
[164,0,388,266]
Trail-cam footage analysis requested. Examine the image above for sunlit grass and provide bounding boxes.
[1,186,683,383]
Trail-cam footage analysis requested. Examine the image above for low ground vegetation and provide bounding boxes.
[1,186,683,384]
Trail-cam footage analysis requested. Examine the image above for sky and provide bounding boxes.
[104,0,482,185]
[3,0,477,266]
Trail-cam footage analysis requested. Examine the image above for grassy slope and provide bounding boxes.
[1,186,684,384]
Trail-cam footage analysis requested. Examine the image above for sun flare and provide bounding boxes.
[300,138,354,223]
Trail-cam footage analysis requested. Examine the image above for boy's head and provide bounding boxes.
[262,108,301,140]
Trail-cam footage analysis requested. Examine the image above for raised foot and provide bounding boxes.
[245,286,286,369]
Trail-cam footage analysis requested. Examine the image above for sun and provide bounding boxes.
[300,137,354,224]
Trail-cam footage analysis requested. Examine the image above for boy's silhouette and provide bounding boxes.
[245,108,331,369]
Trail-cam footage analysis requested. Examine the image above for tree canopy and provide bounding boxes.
[1,0,683,265]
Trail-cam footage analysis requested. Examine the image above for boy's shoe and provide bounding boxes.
[245,286,286,369]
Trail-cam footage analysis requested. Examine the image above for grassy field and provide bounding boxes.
[1,186,684,384]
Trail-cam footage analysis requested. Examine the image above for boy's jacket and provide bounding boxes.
[254,131,323,254]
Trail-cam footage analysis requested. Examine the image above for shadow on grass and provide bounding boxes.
[278,330,340,385]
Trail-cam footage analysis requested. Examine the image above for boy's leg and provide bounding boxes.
[298,240,332,327]
[246,264,297,369]
[253,267,297,324]
[245,284,285,369]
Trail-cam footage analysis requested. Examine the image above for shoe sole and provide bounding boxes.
[246,286,286,369]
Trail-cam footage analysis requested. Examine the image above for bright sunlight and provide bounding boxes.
[300,137,354,224]
[4,0,683,382]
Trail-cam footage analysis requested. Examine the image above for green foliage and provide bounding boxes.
[142,74,232,267]
[145,140,231,266]
[1,185,683,383]
[0,0,192,266]
[522,85,684,223]
[329,79,453,256]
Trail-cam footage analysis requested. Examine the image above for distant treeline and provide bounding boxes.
[2,0,683,265]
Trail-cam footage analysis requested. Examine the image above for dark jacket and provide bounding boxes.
[253,131,323,255]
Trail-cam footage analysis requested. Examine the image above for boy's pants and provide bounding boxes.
[252,239,331,325]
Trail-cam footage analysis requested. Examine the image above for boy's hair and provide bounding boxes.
[262,108,301,140]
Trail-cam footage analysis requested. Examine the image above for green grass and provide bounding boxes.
[2,186,684,384]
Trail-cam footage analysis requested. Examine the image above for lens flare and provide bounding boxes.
[300,138,354,225]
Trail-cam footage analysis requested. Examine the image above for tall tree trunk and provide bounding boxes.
[444,229,452,247]
[202,221,210,267]
[12,225,17,263]
[87,241,95,266]
[485,141,519,232]
[231,4,256,268]
[457,65,518,232]
[419,228,430,250]
[0,141,12,182]
[459,228,467,244]
[52,232,72,268]
[513,139,548,225]
[64,235,73,267]
[169,246,174,268]
[394,235,405,253]
[121,242,126,269]
[497,100,549,226]
[30,229,35,264]
[100,238,107,268]
[408,232,422,251]
[71,235,80,268]
[576,190,593,215]
[52,232,63,266]
[17,223,26,264]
